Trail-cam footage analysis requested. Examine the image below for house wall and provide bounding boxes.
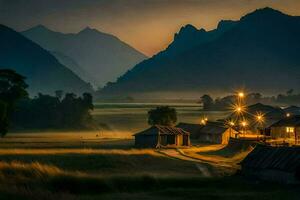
[135,135,158,148]
[271,127,296,139]
[183,135,190,146]
[176,134,183,146]
[221,129,231,144]
[160,135,176,146]
[197,130,230,144]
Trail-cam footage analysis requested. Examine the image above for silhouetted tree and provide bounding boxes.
[0,69,27,136]
[0,101,8,136]
[12,92,94,130]
[55,90,64,100]
[200,95,214,110]
[148,106,177,126]
[287,89,294,96]
[246,93,262,104]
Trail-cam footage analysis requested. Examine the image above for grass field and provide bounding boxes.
[0,134,299,200]
[0,103,299,199]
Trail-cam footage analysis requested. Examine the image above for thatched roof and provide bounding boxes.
[134,125,189,136]
[270,115,300,127]
[240,145,300,172]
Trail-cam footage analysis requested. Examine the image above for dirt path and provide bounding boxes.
[158,149,214,177]
[158,147,241,170]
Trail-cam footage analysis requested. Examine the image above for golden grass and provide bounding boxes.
[0,148,159,156]
[0,161,66,182]
[5,131,134,140]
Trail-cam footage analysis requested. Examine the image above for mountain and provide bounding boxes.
[0,24,93,95]
[22,26,147,87]
[51,51,98,87]
[100,8,300,98]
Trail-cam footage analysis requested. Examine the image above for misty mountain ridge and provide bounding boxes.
[22,25,147,87]
[0,24,93,95]
[100,7,300,98]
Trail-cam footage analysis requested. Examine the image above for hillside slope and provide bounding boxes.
[101,8,300,97]
[22,26,147,87]
[0,24,92,95]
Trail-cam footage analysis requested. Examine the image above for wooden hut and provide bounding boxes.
[176,123,203,139]
[240,145,300,183]
[269,115,300,143]
[177,121,233,144]
[134,125,190,148]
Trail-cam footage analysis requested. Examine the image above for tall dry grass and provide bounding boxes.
[0,148,159,156]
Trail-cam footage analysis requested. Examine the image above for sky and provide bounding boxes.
[1,0,300,56]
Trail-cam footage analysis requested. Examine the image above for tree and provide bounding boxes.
[200,94,214,110]
[0,69,28,136]
[55,90,64,100]
[11,92,94,130]
[287,89,294,96]
[148,106,177,126]
[0,101,8,136]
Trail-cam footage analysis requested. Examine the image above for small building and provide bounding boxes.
[176,123,203,139]
[269,115,300,143]
[240,145,300,183]
[134,125,190,148]
[177,121,234,144]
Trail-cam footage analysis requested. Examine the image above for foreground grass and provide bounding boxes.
[0,134,298,200]
[0,161,298,200]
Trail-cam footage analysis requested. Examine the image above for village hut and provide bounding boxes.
[240,145,300,183]
[269,115,300,143]
[176,123,204,139]
[177,121,234,144]
[134,125,190,148]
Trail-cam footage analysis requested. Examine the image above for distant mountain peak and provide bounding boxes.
[33,24,47,29]
[241,7,289,21]
[174,24,201,41]
[23,25,63,36]
[78,26,100,35]
[178,24,198,34]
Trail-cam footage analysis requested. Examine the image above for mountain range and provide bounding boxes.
[22,26,147,87]
[100,7,300,98]
[0,24,92,95]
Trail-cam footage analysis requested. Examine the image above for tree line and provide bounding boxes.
[12,92,94,130]
[0,69,94,137]
[200,90,300,111]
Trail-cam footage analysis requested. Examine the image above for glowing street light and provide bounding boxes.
[286,113,291,117]
[238,92,245,98]
[229,121,235,126]
[234,104,245,114]
[256,113,264,123]
[241,121,247,127]
[201,119,207,125]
